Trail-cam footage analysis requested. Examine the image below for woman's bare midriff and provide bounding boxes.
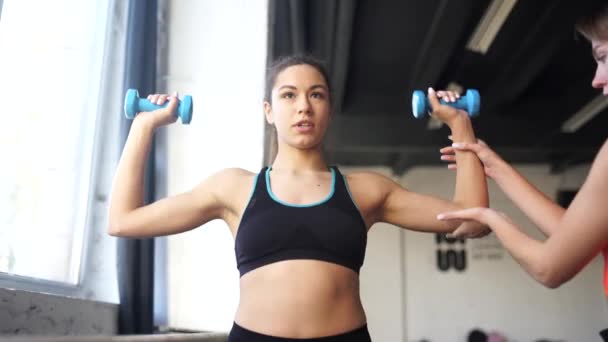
[234,259,367,338]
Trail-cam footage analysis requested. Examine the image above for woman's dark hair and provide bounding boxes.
[264,54,332,103]
[576,3,608,41]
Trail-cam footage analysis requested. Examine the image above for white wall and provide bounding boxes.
[165,0,267,333]
[353,164,607,342]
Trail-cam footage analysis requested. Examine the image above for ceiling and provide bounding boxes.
[267,0,607,174]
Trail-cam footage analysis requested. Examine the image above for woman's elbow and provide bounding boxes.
[441,220,461,232]
[539,275,566,289]
[534,263,572,289]
[107,222,122,237]
[108,215,128,237]
[457,193,489,209]
[454,201,489,211]
[474,197,490,209]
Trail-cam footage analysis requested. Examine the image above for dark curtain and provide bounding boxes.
[117,0,158,334]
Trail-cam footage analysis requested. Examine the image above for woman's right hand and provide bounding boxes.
[427,88,469,127]
[440,137,507,180]
[136,92,180,128]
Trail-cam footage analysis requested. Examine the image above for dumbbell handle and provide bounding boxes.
[137,99,171,112]
[124,89,193,124]
[411,89,480,119]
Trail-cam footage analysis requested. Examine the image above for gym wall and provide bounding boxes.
[355,164,606,342]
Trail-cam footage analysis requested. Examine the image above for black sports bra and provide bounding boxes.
[234,166,367,277]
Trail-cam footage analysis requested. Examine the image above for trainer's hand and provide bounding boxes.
[450,222,492,240]
[135,92,180,128]
[427,87,468,127]
[440,138,506,180]
[436,207,498,239]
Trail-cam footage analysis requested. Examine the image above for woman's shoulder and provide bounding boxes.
[579,139,608,193]
[340,169,403,200]
[341,169,398,188]
[196,168,258,195]
[213,167,259,186]
[217,167,258,178]
[598,139,608,162]
[589,139,608,175]
[196,168,260,212]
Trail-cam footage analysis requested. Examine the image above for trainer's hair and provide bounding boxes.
[264,54,331,104]
[576,3,608,41]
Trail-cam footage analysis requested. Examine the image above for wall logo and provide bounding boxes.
[435,233,466,272]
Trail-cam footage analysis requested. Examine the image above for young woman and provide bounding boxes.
[437,2,608,302]
[108,55,488,341]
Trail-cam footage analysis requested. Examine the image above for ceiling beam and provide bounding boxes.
[327,146,597,175]
[478,2,572,107]
[325,114,559,148]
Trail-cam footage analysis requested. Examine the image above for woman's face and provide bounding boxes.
[264,64,331,150]
[591,38,608,95]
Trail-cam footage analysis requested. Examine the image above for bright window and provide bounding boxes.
[0,0,112,284]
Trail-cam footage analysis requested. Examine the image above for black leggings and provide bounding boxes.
[228,322,372,342]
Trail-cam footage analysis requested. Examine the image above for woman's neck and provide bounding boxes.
[271,145,328,173]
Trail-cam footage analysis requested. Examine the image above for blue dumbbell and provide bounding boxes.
[411,89,480,119]
[124,88,193,124]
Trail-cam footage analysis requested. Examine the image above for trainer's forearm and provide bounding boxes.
[486,211,550,286]
[493,163,565,237]
[109,118,155,225]
[449,116,489,208]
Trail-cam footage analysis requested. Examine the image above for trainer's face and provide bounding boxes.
[591,38,608,95]
[264,64,331,149]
